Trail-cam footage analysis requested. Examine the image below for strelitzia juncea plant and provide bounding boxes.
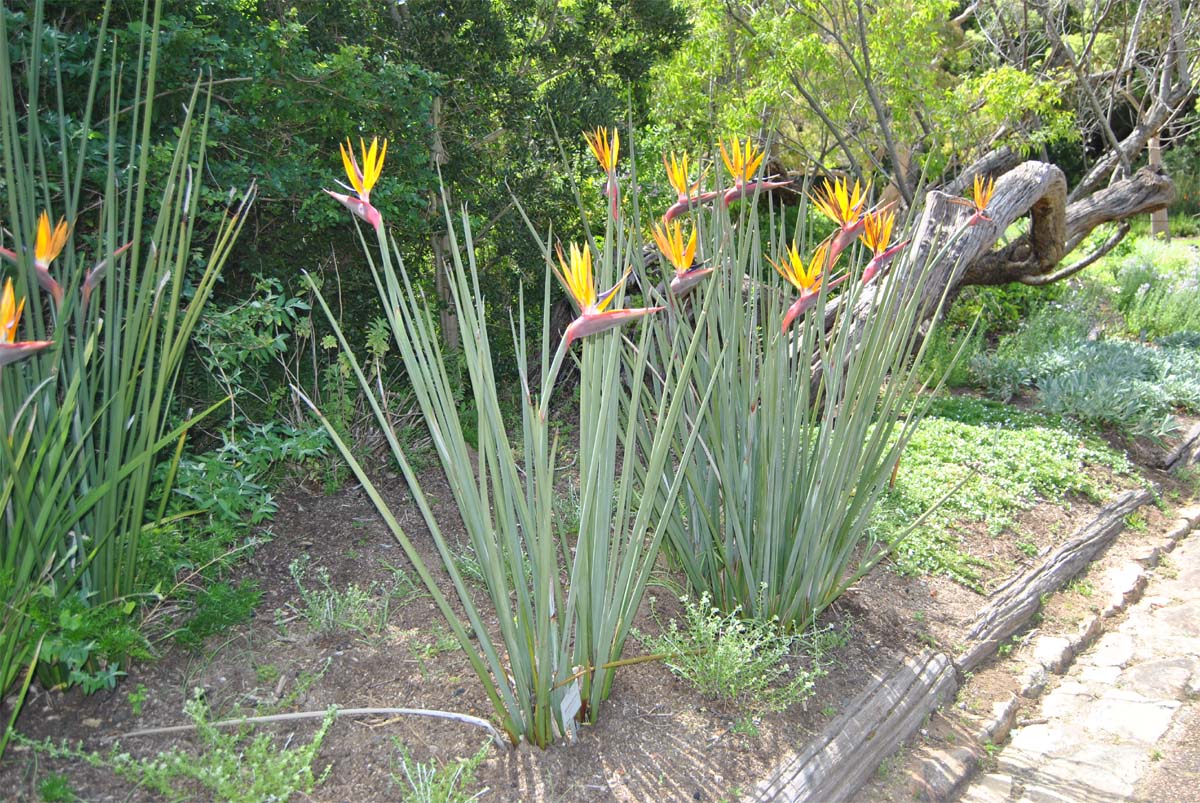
[0,0,251,755]
[301,131,718,747]
[643,154,964,629]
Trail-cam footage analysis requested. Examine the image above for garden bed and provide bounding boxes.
[4,408,1191,802]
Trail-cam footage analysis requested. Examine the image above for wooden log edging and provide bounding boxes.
[751,487,1156,802]
[751,650,957,802]
[1164,422,1200,471]
[955,487,1154,674]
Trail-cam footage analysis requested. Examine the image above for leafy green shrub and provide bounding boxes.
[172,580,263,650]
[1113,239,1200,338]
[164,421,328,526]
[969,295,1100,398]
[26,589,153,694]
[191,276,312,420]
[637,594,828,714]
[1157,331,1200,350]
[967,283,1200,436]
[1026,341,1199,436]
[948,280,1068,342]
[919,322,982,388]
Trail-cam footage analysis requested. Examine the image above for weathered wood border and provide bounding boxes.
[751,651,957,802]
[751,487,1155,802]
[1165,422,1200,471]
[956,487,1154,674]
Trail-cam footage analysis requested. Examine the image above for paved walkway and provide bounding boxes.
[961,528,1200,803]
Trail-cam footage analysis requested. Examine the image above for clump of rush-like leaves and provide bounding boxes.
[300,127,716,748]
[0,0,251,757]
[641,149,966,629]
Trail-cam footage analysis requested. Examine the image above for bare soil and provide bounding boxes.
[0,416,1189,803]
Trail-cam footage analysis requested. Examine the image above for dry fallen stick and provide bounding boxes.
[119,706,508,749]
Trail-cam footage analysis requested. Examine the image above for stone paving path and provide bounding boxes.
[960,527,1200,803]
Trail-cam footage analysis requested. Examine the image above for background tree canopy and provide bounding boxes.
[6,0,1195,387]
[10,0,686,373]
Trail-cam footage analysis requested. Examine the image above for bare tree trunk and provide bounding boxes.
[1149,136,1170,241]
[428,96,460,351]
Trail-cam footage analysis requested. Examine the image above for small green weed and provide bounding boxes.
[173,579,263,649]
[1016,541,1039,559]
[255,663,281,686]
[635,593,828,714]
[731,716,760,737]
[127,684,148,717]
[1067,578,1095,598]
[379,560,422,604]
[288,557,385,636]
[392,739,489,803]
[408,625,460,680]
[38,773,75,802]
[20,692,333,803]
[1124,511,1148,531]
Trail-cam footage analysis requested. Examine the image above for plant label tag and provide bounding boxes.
[559,679,582,740]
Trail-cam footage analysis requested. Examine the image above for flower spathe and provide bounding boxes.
[34,211,69,304]
[812,177,869,229]
[584,128,621,218]
[718,136,791,206]
[652,218,711,297]
[553,242,662,344]
[325,136,387,230]
[663,151,719,221]
[0,278,51,366]
[963,174,995,226]
[340,137,386,202]
[812,177,869,262]
[0,277,23,344]
[858,207,908,284]
[769,240,838,331]
[584,127,619,176]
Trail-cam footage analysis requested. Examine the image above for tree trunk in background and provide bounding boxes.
[823,161,1176,340]
[1149,136,1170,241]
[428,96,459,351]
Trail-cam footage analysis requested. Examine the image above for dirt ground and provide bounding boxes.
[0,420,1189,802]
